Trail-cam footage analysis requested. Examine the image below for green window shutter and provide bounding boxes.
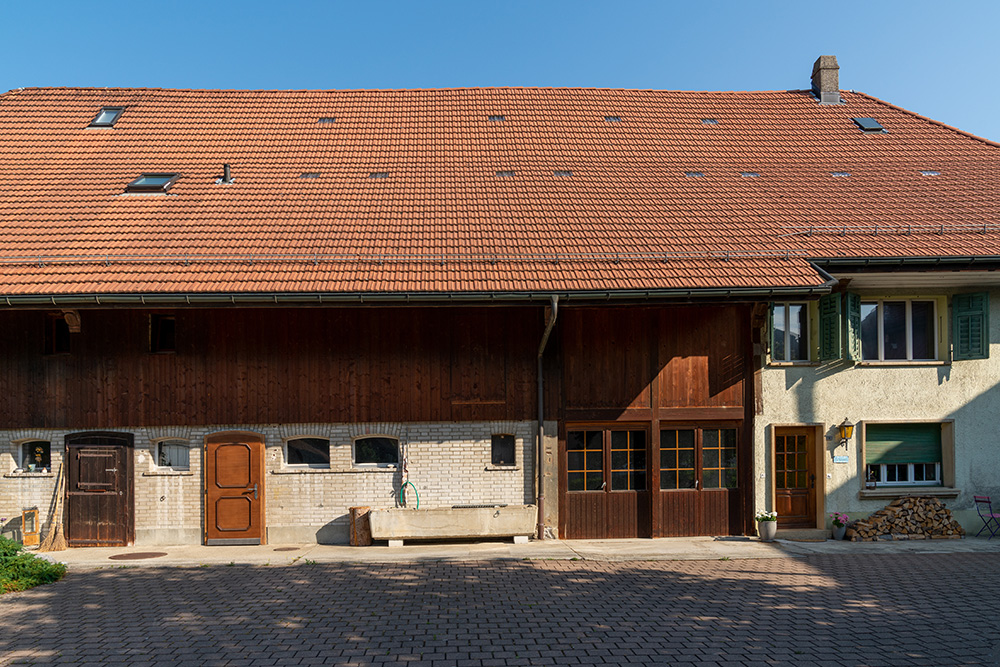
[845,292,861,361]
[953,292,989,360]
[819,293,842,360]
[865,424,942,465]
[768,302,775,356]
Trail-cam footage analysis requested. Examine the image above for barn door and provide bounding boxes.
[205,432,265,545]
[65,432,134,547]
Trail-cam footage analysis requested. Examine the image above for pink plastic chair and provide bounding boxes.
[974,496,1000,539]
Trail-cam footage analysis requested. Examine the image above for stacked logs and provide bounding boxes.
[845,496,965,541]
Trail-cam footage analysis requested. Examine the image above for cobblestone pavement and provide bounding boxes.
[2,553,999,666]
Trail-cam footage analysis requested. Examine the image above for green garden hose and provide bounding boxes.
[399,480,420,509]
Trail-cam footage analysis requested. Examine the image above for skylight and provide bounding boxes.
[317,117,337,124]
[369,172,389,179]
[684,171,705,178]
[495,170,516,178]
[125,173,179,193]
[831,171,851,177]
[488,115,505,122]
[89,107,124,128]
[852,118,886,133]
[920,170,941,176]
[604,116,622,123]
[701,118,719,125]
[740,171,760,178]
[554,170,573,177]
[299,172,321,179]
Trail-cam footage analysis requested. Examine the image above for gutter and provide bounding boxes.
[812,255,1000,270]
[535,295,558,540]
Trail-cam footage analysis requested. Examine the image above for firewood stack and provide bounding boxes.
[845,497,965,541]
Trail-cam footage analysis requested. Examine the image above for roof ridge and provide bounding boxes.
[850,90,1000,149]
[3,85,805,95]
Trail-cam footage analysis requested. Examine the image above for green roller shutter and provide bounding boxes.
[819,293,842,360]
[865,423,942,465]
[952,292,989,360]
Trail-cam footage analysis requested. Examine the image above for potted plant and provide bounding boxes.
[755,510,778,542]
[830,512,850,540]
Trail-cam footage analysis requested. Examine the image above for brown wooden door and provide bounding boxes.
[561,425,650,539]
[65,432,134,547]
[658,426,741,537]
[205,433,265,545]
[774,428,816,528]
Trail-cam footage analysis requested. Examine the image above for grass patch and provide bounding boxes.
[0,536,67,593]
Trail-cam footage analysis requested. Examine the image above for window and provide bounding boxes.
[150,314,176,353]
[860,299,936,361]
[317,117,337,123]
[567,430,604,491]
[491,434,516,466]
[684,171,705,178]
[126,173,179,193]
[852,117,886,133]
[488,115,505,122]
[354,437,398,466]
[771,302,810,361]
[156,440,190,470]
[299,172,321,179]
[700,118,718,125]
[286,437,330,467]
[554,170,573,178]
[44,313,70,354]
[740,171,760,178]
[660,427,737,490]
[865,424,942,487]
[89,106,124,127]
[567,428,646,492]
[604,116,622,123]
[369,172,389,179]
[20,441,50,471]
[495,170,516,178]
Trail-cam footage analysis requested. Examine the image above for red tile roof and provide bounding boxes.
[1,86,999,299]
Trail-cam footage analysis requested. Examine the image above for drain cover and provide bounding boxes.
[273,547,299,552]
[108,552,168,561]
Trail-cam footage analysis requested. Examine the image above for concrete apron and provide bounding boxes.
[31,535,1000,570]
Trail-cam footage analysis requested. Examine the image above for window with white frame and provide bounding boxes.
[864,423,942,486]
[285,437,330,467]
[156,439,190,470]
[860,299,936,361]
[771,302,810,361]
[353,437,399,466]
[19,440,51,471]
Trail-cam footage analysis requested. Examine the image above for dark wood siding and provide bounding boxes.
[0,307,543,428]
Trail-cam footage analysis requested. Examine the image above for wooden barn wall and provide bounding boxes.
[0,307,548,429]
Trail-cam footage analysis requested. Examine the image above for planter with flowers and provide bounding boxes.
[830,512,850,540]
[755,510,778,542]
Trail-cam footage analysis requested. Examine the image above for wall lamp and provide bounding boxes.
[837,418,855,446]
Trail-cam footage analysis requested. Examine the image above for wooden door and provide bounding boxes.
[561,425,650,539]
[658,426,741,536]
[774,428,816,528]
[205,433,265,545]
[65,432,134,547]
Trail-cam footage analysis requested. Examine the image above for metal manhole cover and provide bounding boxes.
[108,552,168,561]
[273,547,299,552]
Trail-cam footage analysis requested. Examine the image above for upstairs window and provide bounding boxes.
[89,106,124,127]
[44,313,70,355]
[150,314,176,353]
[126,173,179,193]
[285,437,331,468]
[860,300,936,361]
[156,440,190,470]
[20,441,51,471]
[491,434,516,466]
[771,302,810,362]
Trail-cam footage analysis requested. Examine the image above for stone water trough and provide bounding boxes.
[369,504,536,547]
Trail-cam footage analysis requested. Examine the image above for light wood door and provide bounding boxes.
[774,428,816,528]
[205,433,265,545]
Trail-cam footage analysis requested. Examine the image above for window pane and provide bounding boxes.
[568,472,585,491]
[632,471,647,491]
[911,301,935,360]
[703,469,720,488]
[678,447,695,468]
[354,437,397,465]
[611,471,629,490]
[568,451,584,471]
[772,305,786,361]
[158,442,190,469]
[883,302,907,360]
[21,441,51,470]
[586,451,603,471]
[659,449,676,470]
[288,438,330,466]
[586,472,604,490]
[567,431,585,451]
[678,470,696,488]
[861,303,879,360]
[788,303,808,360]
[703,447,719,468]
[661,470,677,490]
[611,450,628,469]
[491,434,515,466]
[678,429,695,448]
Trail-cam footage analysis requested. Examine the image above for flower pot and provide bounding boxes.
[757,520,777,542]
[832,524,847,541]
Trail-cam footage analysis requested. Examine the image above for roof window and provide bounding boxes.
[684,171,705,178]
[554,170,573,178]
[700,118,719,125]
[852,118,886,133]
[89,107,124,128]
[831,171,851,177]
[488,115,505,122]
[125,173,179,193]
[369,172,389,179]
[740,171,760,178]
[317,117,337,124]
[299,172,321,179]
[920,170,941,176]
[495,170,516,178]
[604,116,623,123]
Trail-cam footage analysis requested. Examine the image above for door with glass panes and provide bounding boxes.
[561,425,650,539]
[658,426,740,536]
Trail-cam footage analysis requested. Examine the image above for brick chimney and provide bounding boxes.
[811,55,840,105]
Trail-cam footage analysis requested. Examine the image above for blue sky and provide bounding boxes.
[4,1,1000,141]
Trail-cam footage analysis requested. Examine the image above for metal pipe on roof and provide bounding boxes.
[535,295,558,541]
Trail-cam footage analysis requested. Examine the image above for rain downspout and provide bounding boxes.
[536,295,559,540]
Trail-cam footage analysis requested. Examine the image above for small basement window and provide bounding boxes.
[354,437,399,466]
[43,313,70,355]
[20,441,51,471]
[853,117,887,133]
[156,440,190,470]
[491,434,516,466]
[285,437,331,468]
[126,173,180,193]
[89,106,124,127]
[150,314,176,353]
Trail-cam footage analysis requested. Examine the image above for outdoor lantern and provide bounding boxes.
[21,507,39,547]
[838,418,855,444]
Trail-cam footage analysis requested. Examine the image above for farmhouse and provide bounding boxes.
[2,56,998,546]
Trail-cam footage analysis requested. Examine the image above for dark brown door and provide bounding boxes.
[658,426,741,536]
[65,432,134,547]
[774,427,816,528]
[561,425,650,539]
[205,433,265,545]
